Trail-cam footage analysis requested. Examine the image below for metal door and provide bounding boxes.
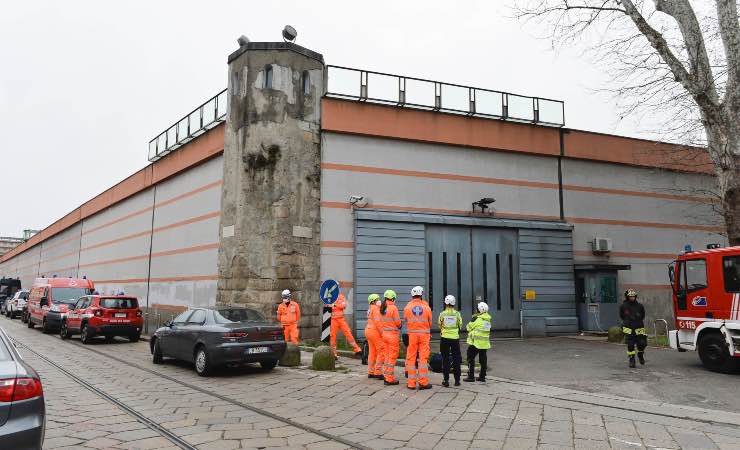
[425,226,473,327]
[472,228,520,332]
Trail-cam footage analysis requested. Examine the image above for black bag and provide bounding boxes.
[429,353,443,373]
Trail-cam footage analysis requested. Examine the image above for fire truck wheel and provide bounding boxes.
[698,333,733,373]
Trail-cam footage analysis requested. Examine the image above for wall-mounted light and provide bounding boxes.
[349,195,368,208]
[472,197,495,214]
[282,25,297,43]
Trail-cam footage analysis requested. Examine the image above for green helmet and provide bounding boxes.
[368,293,380,304]
[383,289,397,300]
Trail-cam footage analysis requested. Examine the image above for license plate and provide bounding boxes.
[115,313,127,318]
[247,346,270,354]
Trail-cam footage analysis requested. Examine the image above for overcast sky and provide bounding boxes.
[0,0,664,237]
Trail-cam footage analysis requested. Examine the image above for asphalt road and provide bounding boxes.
[487,336,740,414]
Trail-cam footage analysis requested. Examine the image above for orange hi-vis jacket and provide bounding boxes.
[403,298,433,333]
[366,303,384,334]
[331,294,349,320]
[277,301,301,325]
[380,300,401,333]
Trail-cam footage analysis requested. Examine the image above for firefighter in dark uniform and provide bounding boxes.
[619,288,647,368]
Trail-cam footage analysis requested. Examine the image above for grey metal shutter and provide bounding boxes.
[519,229,578,335]
[354,220,426,339]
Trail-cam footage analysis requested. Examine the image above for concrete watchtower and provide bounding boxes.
[217,39,324,339]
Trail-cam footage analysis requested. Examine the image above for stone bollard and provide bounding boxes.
[311,345,335,371]
[607,326,625,343]
[279,343,301,367]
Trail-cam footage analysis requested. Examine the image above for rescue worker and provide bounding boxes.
[620,288,647,368]
[464,302,491,383]
[403,286,433,390]
[380,289,401,385]
[330,292,362,357]
[277,289,300,344]
[365,293,385,379]
[438,294,462,387]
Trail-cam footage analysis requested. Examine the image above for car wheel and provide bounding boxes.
[81,324,93,344]
[22,312,28,324]
[260,359,278,371]
[41,318,50,334]
[104,336,115,343]
[698,333,734,373]
[27,316,34,328]
[60,321,71,340]
[129,333,140,343]
[152,338,163,364]
[194,346,212,376]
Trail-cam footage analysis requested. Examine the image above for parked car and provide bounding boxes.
[4,290,29,319]
[0,326,45,450]
[27,277,94,333]
[61,295,143,343]
[150,307,286,376]
[0,278,21,311]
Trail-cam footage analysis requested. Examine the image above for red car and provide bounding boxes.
[60,295,143,344]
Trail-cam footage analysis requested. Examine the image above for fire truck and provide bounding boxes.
[668,245,740,372]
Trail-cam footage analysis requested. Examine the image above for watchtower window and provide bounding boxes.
[302,71,310,95]
[264,65,273,89]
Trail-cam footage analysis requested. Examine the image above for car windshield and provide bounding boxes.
[100,297,138,309]
[214,308,266,324]
[52,287,89,305]
[19,292,28,300]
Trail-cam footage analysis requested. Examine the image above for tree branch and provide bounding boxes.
[715,0,740,106]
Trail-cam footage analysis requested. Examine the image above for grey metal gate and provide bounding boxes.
[426,226,520,332]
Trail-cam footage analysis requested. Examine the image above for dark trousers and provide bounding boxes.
[466,344,487,379]
[440,337,461,382]
[625,332,647,357]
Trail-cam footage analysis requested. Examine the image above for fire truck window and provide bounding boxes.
[722,256,740,292]
[685,259,707,292]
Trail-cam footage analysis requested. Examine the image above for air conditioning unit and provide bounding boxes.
[592,237,613,253]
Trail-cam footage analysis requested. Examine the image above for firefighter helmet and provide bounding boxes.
[384,289,397,300]
[368,293,380,304]
[625,288,638,298]
[444,295,456,306]
[411,286,424,297]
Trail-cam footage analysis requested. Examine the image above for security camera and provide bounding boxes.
[237,35,250,47]
[349,195,368,208]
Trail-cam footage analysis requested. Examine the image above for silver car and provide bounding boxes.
[0,326,45,449]
[4,290,29,319]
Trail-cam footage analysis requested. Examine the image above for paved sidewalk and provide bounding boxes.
[4,317,740,449]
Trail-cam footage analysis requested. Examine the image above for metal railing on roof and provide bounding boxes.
[325,65,565,127]
[148,89,228,162]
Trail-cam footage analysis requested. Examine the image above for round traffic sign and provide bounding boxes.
[320,279,340,305]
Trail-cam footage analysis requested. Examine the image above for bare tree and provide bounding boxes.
[514,1,740,243]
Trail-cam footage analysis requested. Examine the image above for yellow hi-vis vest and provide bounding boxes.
[438,308,462,339]
[466,312,492,349]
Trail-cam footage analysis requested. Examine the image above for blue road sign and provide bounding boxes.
[320,279,340,305]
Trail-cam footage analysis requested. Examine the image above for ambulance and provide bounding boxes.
[668,245,740,372]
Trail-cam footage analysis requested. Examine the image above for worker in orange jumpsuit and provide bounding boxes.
[330,292,362,357]
[365,293,385,379]
[403,286,433,390]
[277,289,300,343]
[380,289,401,385]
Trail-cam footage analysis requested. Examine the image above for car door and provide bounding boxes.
[179,309,208,362]
[675,258,709,330]
[159,310,192,359]
[67,297,86,331]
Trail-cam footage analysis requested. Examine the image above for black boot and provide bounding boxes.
[442,380,449,387]
[629,356,636,368]
[463,363,476,382]
[638,352,645,365]
[454,379,461,386]
[476,376,486,382]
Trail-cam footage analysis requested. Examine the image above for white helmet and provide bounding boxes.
[281,289,291,299]
[444,295,456,306]
[477,302,489,313]
[411,286,424,297]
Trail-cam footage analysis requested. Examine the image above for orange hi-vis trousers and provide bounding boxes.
[282,323,299,344]
[330,317,361,355]
[382,331,400,382]
[365,327,385,376]
[405,332,431,388]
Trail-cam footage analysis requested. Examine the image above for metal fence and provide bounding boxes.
[148,89,228,162]
[325,65,565,127]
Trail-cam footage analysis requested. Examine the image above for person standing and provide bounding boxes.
[464,302,491,383]
[365,293,385,379]
[620,288,647,368]
[380,290,401,386]
[438,295,462,387]
[330,292,362,358]
[404,286,433,390]
[277,289,300,344]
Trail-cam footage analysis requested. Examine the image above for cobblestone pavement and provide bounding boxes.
[3,317,740,450]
